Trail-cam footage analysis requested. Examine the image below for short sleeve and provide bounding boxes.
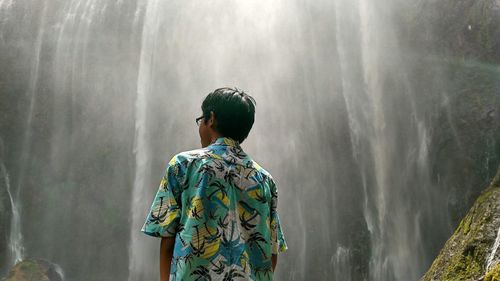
[141,156,183,238]
[269,177,288,255]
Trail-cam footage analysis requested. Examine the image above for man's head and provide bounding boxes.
[198,87,256,148]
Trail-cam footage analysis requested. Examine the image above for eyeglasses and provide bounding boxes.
[195,116,204,126]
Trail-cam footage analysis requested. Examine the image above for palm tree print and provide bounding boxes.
[190,265,211,281]
[214,160,226,172]
[210,260,226,275]
[141,137,288,281]
[253,191,267,204]
[223,268,245,281]
[224,169,240,188]
[247,232,268,260]
[239,210,258,231]
[190,224,206,257]
[207,181,227,200]
[253,266,273,280]
[217,213,229,229]
[149,197,169,223]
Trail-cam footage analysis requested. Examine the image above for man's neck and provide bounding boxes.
[209,134,223,144]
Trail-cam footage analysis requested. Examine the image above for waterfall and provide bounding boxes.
[0,156,24,266]
[335,0,441,279]
[332,246,352,280]
[1,0,48,270]
[127,1,159,280]
[0,1,497,280]
[486,225,500,272]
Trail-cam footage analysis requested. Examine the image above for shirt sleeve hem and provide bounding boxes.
[141,226,176,238]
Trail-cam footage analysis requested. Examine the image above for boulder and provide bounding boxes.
[2,258,63,281]
[421,167,500,281]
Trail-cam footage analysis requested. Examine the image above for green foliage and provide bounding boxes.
[485,263,500,281]
[443,246,484,280]
[460,212,473,235]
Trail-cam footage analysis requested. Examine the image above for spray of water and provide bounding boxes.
[0,1,497,280]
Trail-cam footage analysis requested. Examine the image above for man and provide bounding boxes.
[141,87,288,281]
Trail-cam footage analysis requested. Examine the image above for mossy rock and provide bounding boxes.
[421,166,500,281]
[484,262,500,281]
[2,258,63,281]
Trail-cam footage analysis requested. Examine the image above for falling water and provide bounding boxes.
[2,0,47,269]
[334,0,446,279]
[486,226,500,272]
[332,246,352,280]
[53,263,65,281]
[128,0,159,280]
[0,150,24,266]
[0,1,498,280]
[1,0,144,279]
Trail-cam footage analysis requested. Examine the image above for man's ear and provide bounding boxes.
[208,111,216,128]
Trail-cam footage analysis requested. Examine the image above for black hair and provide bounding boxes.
[201,87,256,143]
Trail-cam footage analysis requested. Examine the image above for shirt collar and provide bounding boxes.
[211,136,241,148]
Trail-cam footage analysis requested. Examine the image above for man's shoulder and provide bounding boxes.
[169,147,211,165]
[169,148,275,182]
[248,159,275,183]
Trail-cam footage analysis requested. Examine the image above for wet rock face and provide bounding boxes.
[401,0,500,232]
[421,167,500,281]
[2,259,63,281]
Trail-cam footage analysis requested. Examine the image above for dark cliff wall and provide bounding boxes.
[392,0,500,274]
[401,0,500,229]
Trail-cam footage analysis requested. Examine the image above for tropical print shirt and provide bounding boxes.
[141,136,288,281]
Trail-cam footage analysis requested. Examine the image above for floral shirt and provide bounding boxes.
[141,136,288,281]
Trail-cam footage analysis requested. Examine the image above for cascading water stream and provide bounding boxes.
[332,246,352,280]
[0,152,24,266]
[2,0,47,270]
[486,225,500,272]
[0,1,497,280]
[128,1,159,280]
[53,263,65,281]
[334,0,445,279]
